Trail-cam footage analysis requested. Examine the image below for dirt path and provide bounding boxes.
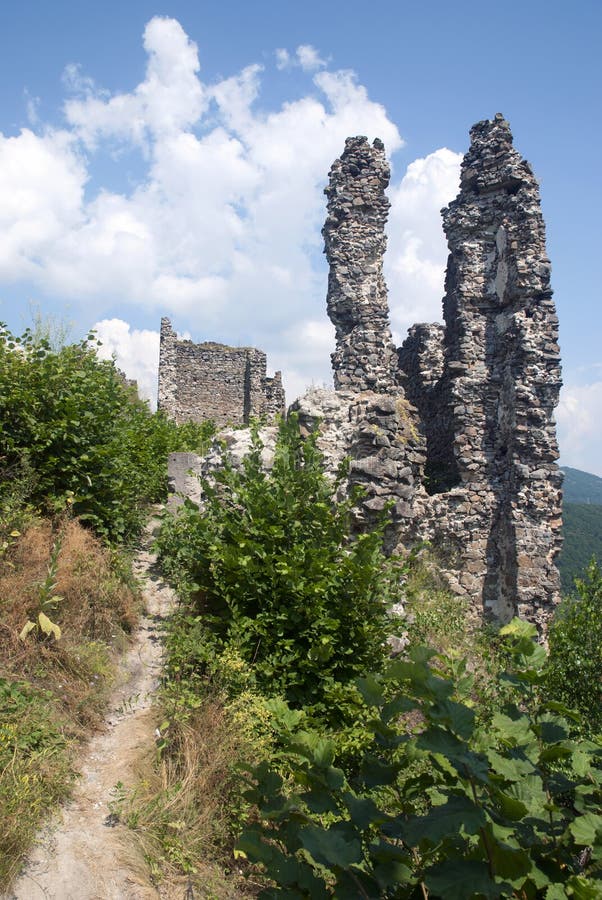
[6,516,177,900]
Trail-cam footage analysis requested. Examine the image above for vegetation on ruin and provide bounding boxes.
[1,325,601,897]
[238,619,602,897]
[126,420,602,898]
[545,558,602,737]
[156,415,399,726]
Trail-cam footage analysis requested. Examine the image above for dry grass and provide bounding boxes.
[119,698,265,898]
[0,516,142,889]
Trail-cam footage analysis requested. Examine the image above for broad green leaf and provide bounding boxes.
[492,712,533,744]
[487,748,534,782]
[566,875,602,899]
[236,828,274,864]
[569,811,602,846]
[545,885,568,899]
[500,617,538,641]
[299,823,363,869]
[506,774,548,817]
[488,833,532,880]
[356,674,384,707]
[429,698,476,739]
[343,793,387,830]
[360,754,400,788]
[402,795,486,846]
[425,859,510,899]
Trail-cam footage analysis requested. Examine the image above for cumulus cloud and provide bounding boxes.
[0,128,86,281]
[275,49,290,70]
[64,17,206,148]
[93,318,160,406]
[0,15,461,407]
[387,148,462,340]
[557,380,602,477]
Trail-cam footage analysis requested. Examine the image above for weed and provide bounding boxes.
[0,519,141,891]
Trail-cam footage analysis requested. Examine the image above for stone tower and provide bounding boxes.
[437,113,563,623]
[323,136,399,392]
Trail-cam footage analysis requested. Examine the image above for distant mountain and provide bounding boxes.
[561,466,602,505]
[558,467,602,594]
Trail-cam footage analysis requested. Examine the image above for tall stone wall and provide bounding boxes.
[164,114,563,630]
[323,137,399,392]
[157,318,285,426]
[431,114,563,624]
[317,115,563,628]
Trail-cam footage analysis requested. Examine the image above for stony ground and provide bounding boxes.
[5,516,177,900]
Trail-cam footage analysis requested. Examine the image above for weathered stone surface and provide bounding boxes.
[167,451,203,510]
[165,114,563,633]
[158,318,284,426]
[323,137,399,393]
[291,386,424,552]
[398,114,563,627]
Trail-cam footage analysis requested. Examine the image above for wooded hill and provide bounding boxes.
[559,466,602,593]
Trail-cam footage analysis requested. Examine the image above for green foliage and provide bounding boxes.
[545,559,602,736]
[0,324,214,541]
[0,678,72,887]
[558,503,602,595]
[238,620,602,898]
[157,415,399,726]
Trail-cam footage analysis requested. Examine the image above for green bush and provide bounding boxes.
[0,324,214,541]
[157,415,400,725]
[545,559,602,736]
[238,619,602,898]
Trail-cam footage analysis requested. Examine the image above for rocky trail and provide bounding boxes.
[6,516,177,900]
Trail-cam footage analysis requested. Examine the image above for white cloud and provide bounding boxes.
[275,49,291,70]
[275,44,326,72]
[0,128,86,281]
[557,381,602,477]
[386,148,462,342]
[93,318,159,407]
[64,17,206,148]
[296,45,327,72]
[0,15,466,406]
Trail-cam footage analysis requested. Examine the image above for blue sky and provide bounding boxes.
[0,0,600,473]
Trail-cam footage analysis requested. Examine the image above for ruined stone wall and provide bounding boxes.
[429,114,563,625]
[164,115,563,630]
[323,137,399,392]
[398,323,458,493]
[318,116,563,628]
[157,318,285,426]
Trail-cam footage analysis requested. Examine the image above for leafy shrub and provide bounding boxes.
[545,558,602,736]
[239,620,602,898]
[157,415,400,725]
[0,324,214,541]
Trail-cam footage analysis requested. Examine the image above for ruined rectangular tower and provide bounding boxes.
[157,318,285,426]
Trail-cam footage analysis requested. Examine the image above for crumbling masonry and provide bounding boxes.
[294,115,563,627]
[165,115,563,627]
[158,317,285,426]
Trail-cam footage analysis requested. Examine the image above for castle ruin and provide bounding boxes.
[158,317,285,426]
[166,114,563,627]
[295,114,563,627]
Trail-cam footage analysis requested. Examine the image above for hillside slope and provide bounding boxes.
[561,466,602,505]
[558,467,602,593]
